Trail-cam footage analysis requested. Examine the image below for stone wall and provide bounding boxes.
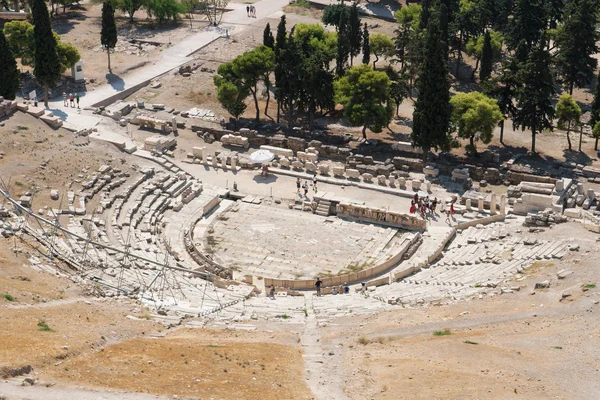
[0,97,17,119]
[335,202,427,230]
[507,171,557,186]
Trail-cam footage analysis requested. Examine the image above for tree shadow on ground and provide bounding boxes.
[561,149,594,165]
[51,9,89,35]
[106,73,125,91]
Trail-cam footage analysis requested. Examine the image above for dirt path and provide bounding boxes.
[302,294,349,400]
[0,380,171,400]
[1,297,98,310]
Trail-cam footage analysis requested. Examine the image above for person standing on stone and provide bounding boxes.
[76,93,80,109]
[296,177,301,193]
[63,92,68,107]
[312,174,317,192]
[343,282,349,294]
[315,278,322,296]
[246,5,249,16]
[269,285,275,299]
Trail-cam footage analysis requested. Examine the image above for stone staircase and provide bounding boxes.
[315,199,332,217]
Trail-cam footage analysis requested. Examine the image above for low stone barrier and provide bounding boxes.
[335,202,427,230]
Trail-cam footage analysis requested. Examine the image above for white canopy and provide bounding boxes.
[249,149,275,164]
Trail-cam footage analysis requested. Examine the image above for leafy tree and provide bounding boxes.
[233,46,275,122]
[361,22,370,65]
[4,21,79,73]
[465,29,503,81]
[56,40,80,73]
[263,23,274,49]
[593,121,600,151]
[412,12,452,162]
[336,6,350,76]
[369,33,394,69]
[513,38,555,153]
[393,4,421,69]
[0,29,19,100]
[145,0,183,23]
[479,30,493,81]
[555,0,599,95]
[348,3,361,66]
[3,21,35,65]
[101,1,118,73]
[590,72,600,150]
[452,0,486,78]
[118,0,148,23]
[334,64,393,140]
[32,0,61,107]
[216,80,247,122]
[450,91,503,154]
[382,65,409,117]
[555,93,581,151]
[196,0,229,25]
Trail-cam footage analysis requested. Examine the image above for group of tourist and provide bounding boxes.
[410,193,456,224]
[63,92,80,109]
[314,278,350,297]
[246,5,257,17]
[296,176,318,197]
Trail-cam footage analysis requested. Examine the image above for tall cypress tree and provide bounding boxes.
[336,7,350,76]
[506,0,547,60]
[590,72,600,150]
[263,23,275,49]
[361,22,370,65]
[555,0,598,95]
[101,1,118,73]
[479,30,493,82]
[348,3,361,66]
[513,37,555,153]
[0,29,20,100]
[411,13,451,162]
[419,0,431,31]
[274,15,287,123]
[32,0,61,107]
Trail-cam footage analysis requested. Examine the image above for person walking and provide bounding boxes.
[315,278,322,296]
[431,197,438,215]
[296,177,301,193]
[269,285,276,299]
[252,5,256,17]
[303,181,309,197]
[63,92,68,107]
[312,174,317,192]
[69,93,74,107]
[75,93,80,109]
[246,5,249,16]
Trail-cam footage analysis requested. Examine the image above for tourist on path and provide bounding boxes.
[315,278,322,296]
[63,92,68,107]
[303,181,309,197]
[246,5,249,16]
[312,174,317,192]
[431,198,438,215]
[269,285,275,299]
[69,93,75,107]
[76,93,80,109]
[296,177,301,193]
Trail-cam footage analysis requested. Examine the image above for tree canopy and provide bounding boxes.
[334,64,393,140]
[555,93,581,151]
[369,33,394,69]
[450,91,503,154]
[32,0,62,106]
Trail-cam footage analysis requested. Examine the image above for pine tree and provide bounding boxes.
[555,0,598,95]
[32,0,61,107]
[590,72,600,150]
[348,3,361,66]
[336,7,350,76]
[0,29,20,100]
[101,1,118,73]
[361,22,370,65]
[513,38,555,153]
[507,0,547,59]
[274,15,287,123]
[263,23,275,49]
[479,30,493,81]
[411,12,451,162]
